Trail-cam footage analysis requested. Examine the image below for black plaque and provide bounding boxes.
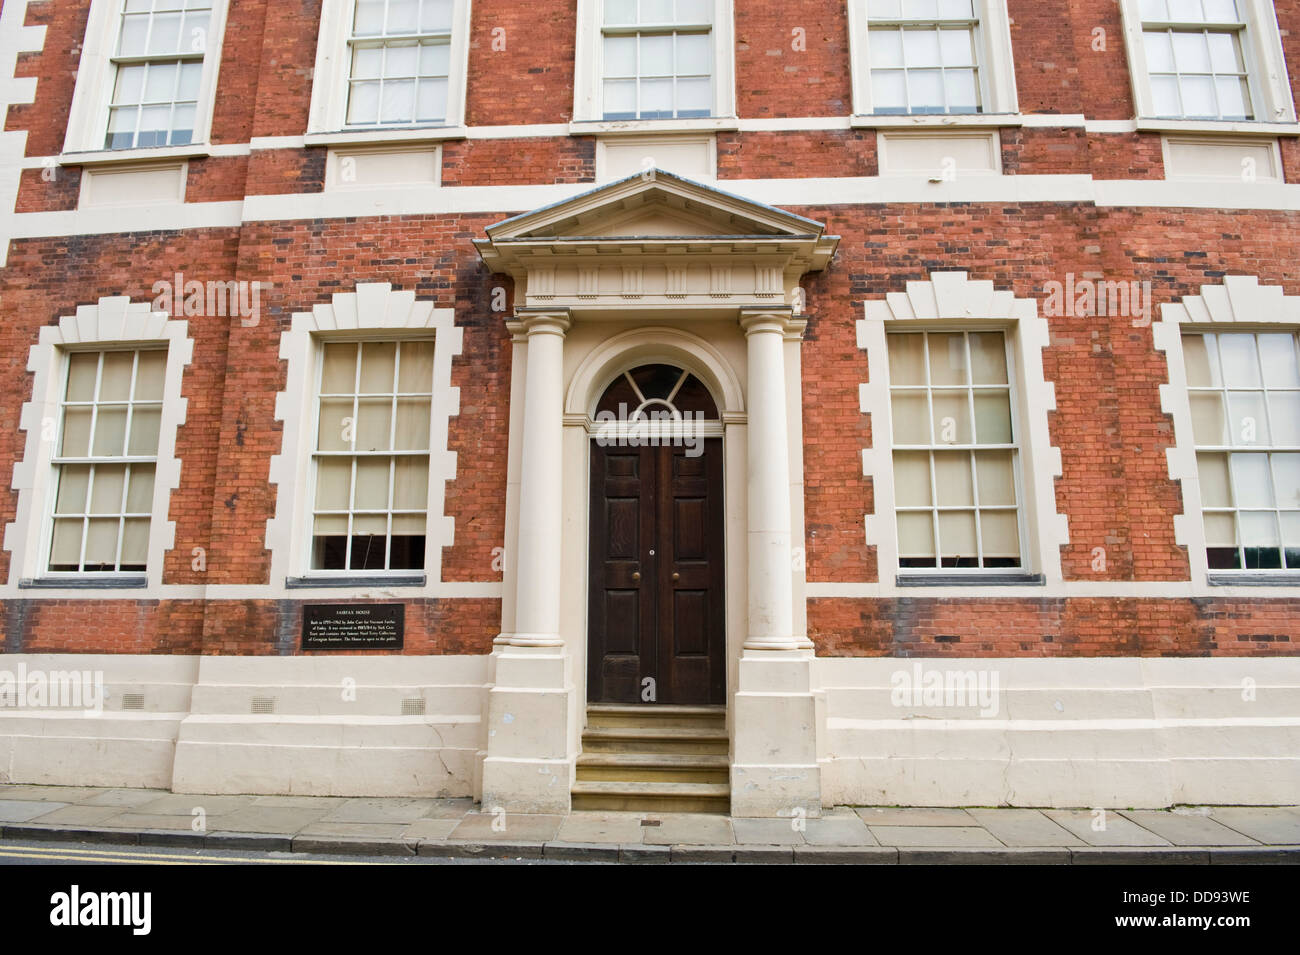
[302,604,404,650]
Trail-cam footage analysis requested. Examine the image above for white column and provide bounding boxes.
[741,309,798,651]
[510,309,570,647]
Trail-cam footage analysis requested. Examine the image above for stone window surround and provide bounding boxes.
[857,271,1068,591]
[267,283,463,591]
[5,297,193,590]
[1155,275,1300,588]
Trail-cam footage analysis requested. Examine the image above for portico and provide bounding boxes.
[473,169,838,815]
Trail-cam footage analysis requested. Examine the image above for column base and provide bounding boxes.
[730,648,822,818]
[478,646,575,814]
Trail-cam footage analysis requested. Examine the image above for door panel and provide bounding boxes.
[588,439,724,704]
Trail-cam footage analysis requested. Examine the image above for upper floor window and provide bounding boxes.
[847,0,1017,118]
[63,0,229,154]
[1185,330,1300,571]
[1119,0,1296,125]
[1140,0,1252,119]
[867,0,980,114]
[346,0,453,127]
[307,0,471,136]
[601,0,714,120]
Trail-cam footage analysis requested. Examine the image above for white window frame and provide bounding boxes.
[5,297,192,590]
[62,0,230,159]
[1119,0,1297,129]
[268,284,463,589]
[883,327,1029,575]
[847,0,1018,120]
[306,0,473,144]
[572,0,736,128]
[1156,276,1300,588]
[858,272,1067,590]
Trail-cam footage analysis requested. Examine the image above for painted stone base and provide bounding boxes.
[730,650,822,817]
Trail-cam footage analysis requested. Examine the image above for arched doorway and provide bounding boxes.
[586,363,726,705]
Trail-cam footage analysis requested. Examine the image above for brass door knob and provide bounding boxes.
[672,573,680,581]
[632,572,641,581]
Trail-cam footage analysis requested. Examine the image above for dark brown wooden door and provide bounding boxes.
[588,439,725,704]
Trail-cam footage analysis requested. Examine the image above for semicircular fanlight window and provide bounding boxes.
[595,364,720,421]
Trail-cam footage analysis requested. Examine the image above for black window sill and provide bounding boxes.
[896,573,1046,588]
[1207,573,1300,587]
[19,576,148,590]
[285,575,426,589]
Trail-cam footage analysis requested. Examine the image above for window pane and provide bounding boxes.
[381,79,416,123]
[944,70,978,112]
[135,351,167,400]
[1204,511,1236,547]
[1230,453,1273,507]
[1150,74,1181,115]
[50,519,84,569]
[677,32,710,73]
[906,69,944,109]
[315,458,352,510]
[55,466,90,515]
[928,333,967,386]
[355,0,386,34]
[1227,392,1269,446]
[887,333,927,384]
[93,407,129,457]
[930,392,971,444]
[1258,334,1300,387]
[934,451,973,506]
[1182,334,1220,387]
[1172,31,1211,72]
[386,43,419,76]
[419,41,450,75]
[1269,393,1300,446]
[903,29,941,68]
[869,30,904,69]
[318,399,354,451]
[416,78,448,120]
[975,450,1016,505]
[353,46,384,80]
[420,0,453,31]
[938,511,977,557]
[360,342,397,392]
[604,79,636,116]
[1215,76,1249,118]
[677,77,711,114]
[891,392,930,443]
[981,511,1020,560]
[1143,31,1175,73]
[638,34,672,76]
[394,399,431,450]
[1201,0,1239,21]
[148,13,182,55]
[393,457,430,509]
[897,512,935,559]
[1197,452,1232,507]
[938,28,974,67]
[322,343,358,393]
[1272,454,1300,509]
[61,408,93,457]
[101,352,135,401]
[1189,392,1226,445]
[84,519,120,567]
[90,465,126,514]
[348,81,381,124]
[604,0,636,25]
[1218,335,1261,386]
[893,451,932,506]
[354,457,391,509]
[869,0,902,17]
[389,0,419,33]
[675,0,712,23]
[66,353,100,402]
[356,399,394,452]
[968,333,1008,385]
[641,77,673,115]
[871,70,908,111]
[1179,74,1215,116]
[974,392,1012,444]
[128,406,162,455]
[121,519,150,566]
[642,0,673,22]
[126,465,155,513]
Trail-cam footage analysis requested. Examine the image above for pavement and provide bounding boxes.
[0,784,1297,863]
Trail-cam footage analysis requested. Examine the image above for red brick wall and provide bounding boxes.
[441,137,595,186]
[734,0,853,118]
[717,131,877,179]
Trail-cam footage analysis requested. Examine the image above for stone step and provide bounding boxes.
[570,780,731,814]
[580,725,729,756]
[585,703,726,730]
[575,751,729,784]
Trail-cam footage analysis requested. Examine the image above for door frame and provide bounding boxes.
[585,420,727,706]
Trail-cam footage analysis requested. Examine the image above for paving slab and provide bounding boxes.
[557,812,647,845]
[1042,810,1172,847]
[418,799,476,820]
[642,813,733,846]
[856,808,976,827]
[135,794,256,816]
[0,786,104,802]
[293,834,412,856]
[401,818,461,843]
[447,812,563,843]
[296,821,412,840]
[101,812,224,832]
[543,842,620,862]
[966,809,1085,847]
[1208,807,1300,845]
[209,806,331,834]
[322,797,445,824]
[78,789,170,809]
[0,799,69,823]
[732,817,805,845]
[249,795,349,809]
[21,804,127,826]
[802,815,879,846]
[1119,810,1260,847]
[870,825,1003,848]
[900,847,1071,865]
[794,846,898,864]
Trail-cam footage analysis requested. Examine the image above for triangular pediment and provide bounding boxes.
[479,168,825,243]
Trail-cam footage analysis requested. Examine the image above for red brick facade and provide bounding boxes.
[3,0,1299,659]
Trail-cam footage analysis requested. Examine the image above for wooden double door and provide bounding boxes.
[587,439,725,705]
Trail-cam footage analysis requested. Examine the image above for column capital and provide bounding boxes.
[512,308,572,338]
[739,307,802,339]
